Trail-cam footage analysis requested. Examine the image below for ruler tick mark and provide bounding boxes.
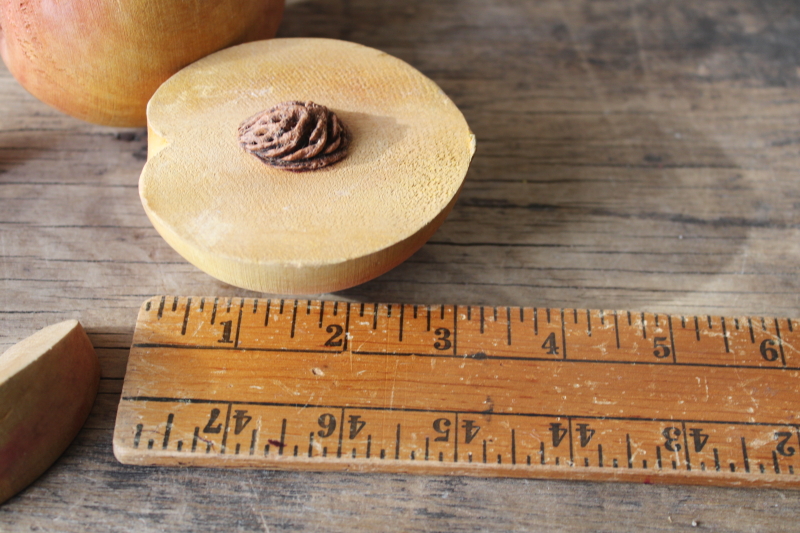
[181,298,192,336]
[157,296,165,320]
[163,413,174,450]
[742,438,751,473]
[279,419,287,456]
[133,424,143,448]
[506,307,512,346]
[219,404,233,454]
[264,300,271,327]
[399,305,405,342]
[721,317,730,353]
[775,318,786,366]
[290,300,298,338]
[586,310,592,337]
[641,312,647,340]
[210,298,218,325]
[668,315,677,363]
[626,434,632,468]
[373,303,379,330]
[319,301,325,328]
[234,302,243,348]
[171,297,178,312]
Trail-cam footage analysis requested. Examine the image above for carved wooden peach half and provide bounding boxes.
[0,321,99,504]
[139,38,476,294]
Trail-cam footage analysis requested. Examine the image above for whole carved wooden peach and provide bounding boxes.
[0,0,284,126]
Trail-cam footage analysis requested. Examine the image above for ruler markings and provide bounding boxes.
[115,297,800,488]
[120,395,800,429]
[126,343,800,371]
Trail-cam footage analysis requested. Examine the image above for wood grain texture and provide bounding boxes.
[1,0,800,530]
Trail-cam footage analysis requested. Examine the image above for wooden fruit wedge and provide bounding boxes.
[140,38,476,294]
[0,321,99,504]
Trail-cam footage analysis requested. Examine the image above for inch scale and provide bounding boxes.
[113,296,800,488]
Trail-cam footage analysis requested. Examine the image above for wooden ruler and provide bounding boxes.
[114,296,800,488]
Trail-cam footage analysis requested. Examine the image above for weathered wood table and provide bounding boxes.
[2,1,800,530]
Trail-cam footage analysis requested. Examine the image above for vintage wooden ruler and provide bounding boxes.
[114,296,800,488]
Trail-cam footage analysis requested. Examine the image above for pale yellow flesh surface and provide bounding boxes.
[0,321,100,504]
[140,38,475,294]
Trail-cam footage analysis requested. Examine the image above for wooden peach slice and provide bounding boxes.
[0,321,99,504]
[140,38,476,294]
